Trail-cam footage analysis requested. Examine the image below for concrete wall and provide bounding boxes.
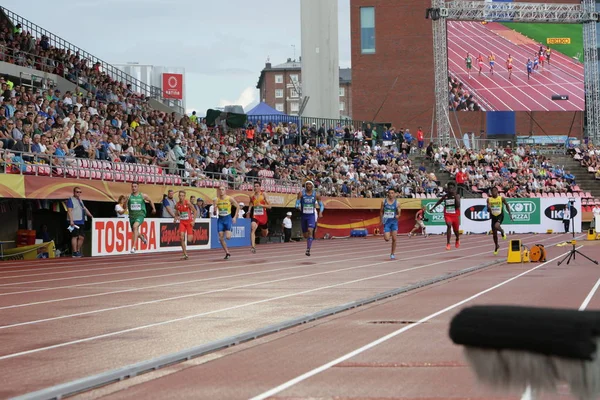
[0,61,88,95]
[301,0,340,119]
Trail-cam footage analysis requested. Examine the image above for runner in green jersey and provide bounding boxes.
[127,182,156,254]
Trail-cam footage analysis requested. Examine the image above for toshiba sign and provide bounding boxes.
[162,73,183,100]
[92,218,211,256]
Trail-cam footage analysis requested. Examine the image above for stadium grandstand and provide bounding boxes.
[0,5,598,207]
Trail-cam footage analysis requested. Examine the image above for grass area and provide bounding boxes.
[501,22,583,60]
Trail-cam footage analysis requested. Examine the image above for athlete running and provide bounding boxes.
[296,181,324,256]
[248,182,272,253]
[477,54,484,75]
[408,205,428,238]
[127,182,156,254]
[174,190,196,260]
[488,53,495,75]
[213,185,240,259]
[380,188,401,260]
[465,53,472,79]
[486,186,513,255]
[432,182,461,250]
[506,54,513,80]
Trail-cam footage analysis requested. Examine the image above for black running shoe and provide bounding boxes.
[224,253,231,260]
[305,249,310,257]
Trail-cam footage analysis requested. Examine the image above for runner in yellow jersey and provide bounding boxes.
[487,186,513,255]
[212,185,240,259]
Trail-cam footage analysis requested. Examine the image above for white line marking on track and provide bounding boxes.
[579,277,600,311]
[0,241,518,329]
[0,235,504,304]
[248,247,580,400]
[0,244,516,361]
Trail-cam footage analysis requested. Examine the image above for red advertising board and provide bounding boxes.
[162,73,183,100]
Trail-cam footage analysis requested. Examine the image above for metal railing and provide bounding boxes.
[0,148,305,192]
[0,7,184,115]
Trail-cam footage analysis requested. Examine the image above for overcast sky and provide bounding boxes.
[2,0,351,116]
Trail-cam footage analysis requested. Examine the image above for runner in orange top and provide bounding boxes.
[248,182,272,253]
[174,190,196,260]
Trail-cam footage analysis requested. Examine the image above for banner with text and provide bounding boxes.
[162,73,183,100]
[421,199,458,234]
[210,218,251,249]
[92,218,212,256]
[460,198,581,234]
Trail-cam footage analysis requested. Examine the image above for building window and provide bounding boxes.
[339,87,345,97]
[340,102,345,111]
[290,102,299,112]
[360,7,375,54]
[290,74,299,83]
[289,88,299,98]
[275,103,284,112]
[275,89,283,98]
[275,75,283,84]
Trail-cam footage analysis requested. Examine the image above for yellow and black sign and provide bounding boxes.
[547,38,571,45]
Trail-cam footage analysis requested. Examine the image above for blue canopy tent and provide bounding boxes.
[246,102,300,126]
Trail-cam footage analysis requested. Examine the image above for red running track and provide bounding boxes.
[447,21,585,112]
[79,239,600,400]
[0,233,578,398]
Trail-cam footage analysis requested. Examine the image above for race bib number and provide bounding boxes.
[303,205,314,214]
[130,203,141,211]
[446,208,456,214]
[254,206,264,216]
[219,208,229,216]
[384,211,395,219]
[491,205,501,215]
[180,211,189,220]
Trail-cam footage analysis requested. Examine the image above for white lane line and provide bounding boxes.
[579,277,600,311]
[0,245,508,361]
[0,238,373,277]
[0,240,511,329]
[248,247,579,400]
[0,236,499,301]
[0,239,388,285]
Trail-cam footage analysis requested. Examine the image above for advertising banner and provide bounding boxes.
[21,175,423,210]
[460,197,581,234]
[162,73,183,100]
[421,198,457,234]
[0,241,55,261]
[210,218,251,249]
[92,218,212,256]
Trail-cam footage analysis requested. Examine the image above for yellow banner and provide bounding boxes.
[1,241,56,261]
[21,175,424,210]
[547,38,571,45]
[0,174,26,198]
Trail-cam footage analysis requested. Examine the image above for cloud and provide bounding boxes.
[218,86,258,111]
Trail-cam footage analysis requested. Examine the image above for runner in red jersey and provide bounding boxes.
[248,182,272,253]
[432,182,461,250]
[174,190,196,260]
[408,206,428,238]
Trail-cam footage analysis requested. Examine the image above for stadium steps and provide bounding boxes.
[551,155,600,198]
[0,6,183,116]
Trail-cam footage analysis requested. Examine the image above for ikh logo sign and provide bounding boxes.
[544,204,578,221]
[464,205,490,221]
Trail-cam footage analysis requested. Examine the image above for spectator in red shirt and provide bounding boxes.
[417,127,424,150]
[455,168,467,195]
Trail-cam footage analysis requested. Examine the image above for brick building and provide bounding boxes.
[350,0,584,140]
[255,59,352,118]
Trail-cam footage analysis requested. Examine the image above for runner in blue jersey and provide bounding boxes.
[296,180,324,256]
[380,188,401,259]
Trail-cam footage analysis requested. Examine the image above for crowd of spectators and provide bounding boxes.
[431,143,579,197]
[449,76,481,111]
[572,144,600,180]
[0,18,592,201]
